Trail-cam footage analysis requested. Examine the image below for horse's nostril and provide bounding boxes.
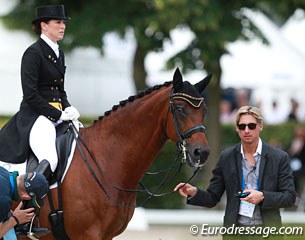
[194,147,210,159]
[194,148,201,156]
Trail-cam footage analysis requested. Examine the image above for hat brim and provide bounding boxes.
[32,16,70,24]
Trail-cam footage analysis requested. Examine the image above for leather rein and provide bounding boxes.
[69,88,206,208]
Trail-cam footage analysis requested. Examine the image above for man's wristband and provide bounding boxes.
[11,215,19,226]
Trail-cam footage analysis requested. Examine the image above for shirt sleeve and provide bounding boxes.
[0,198,11,223]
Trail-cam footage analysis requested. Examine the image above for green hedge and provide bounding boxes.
[0,116,302,209]
[0,116,11,127]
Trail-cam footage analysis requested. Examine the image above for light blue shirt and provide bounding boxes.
[238,138,263,225]
[3,227,17,240]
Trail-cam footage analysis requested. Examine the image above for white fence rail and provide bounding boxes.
[127,208,305,231]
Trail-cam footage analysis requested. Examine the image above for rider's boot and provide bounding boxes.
[15,160,52,238]
[34,159,52,181]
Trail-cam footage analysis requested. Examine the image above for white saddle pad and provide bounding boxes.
[0,140,76,189]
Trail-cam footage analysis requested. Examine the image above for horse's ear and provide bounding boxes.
[195,73,212,94]
[173,67,183,90]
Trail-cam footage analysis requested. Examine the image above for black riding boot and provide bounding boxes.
[15,160,52,238]
[34,159,53,181]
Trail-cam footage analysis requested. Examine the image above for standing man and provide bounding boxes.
[175,106,296,239]
[0,166,49,239]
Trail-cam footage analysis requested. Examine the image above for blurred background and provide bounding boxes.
[1,0,305,239]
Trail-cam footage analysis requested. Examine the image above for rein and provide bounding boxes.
[71,122,199,208]
[69,88,206,208]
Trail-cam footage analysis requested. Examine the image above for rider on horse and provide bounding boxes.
[0,4,79,237]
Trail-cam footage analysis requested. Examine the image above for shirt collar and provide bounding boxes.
[241,138,262,158]
[40,34,59,56]
[11,171,21,201]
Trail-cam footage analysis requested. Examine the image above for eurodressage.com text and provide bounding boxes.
[189,224,304,238]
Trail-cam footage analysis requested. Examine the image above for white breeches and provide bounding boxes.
[29,115,58,172]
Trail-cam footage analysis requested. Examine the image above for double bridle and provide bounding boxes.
[70,87,207,207]
[169,89,206,163]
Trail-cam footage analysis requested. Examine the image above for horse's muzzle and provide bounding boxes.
[187,143,210,167]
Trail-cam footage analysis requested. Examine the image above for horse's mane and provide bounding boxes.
[93,81,172,123]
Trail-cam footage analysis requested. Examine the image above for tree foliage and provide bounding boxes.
[3,0,304,90]
[3,0,305,86]
[2,0,305,187]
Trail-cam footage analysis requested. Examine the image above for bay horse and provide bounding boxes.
[33,68,211,239]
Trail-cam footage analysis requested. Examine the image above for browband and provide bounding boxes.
[172,93,204,108]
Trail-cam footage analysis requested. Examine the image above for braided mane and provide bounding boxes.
[94,81,172,123]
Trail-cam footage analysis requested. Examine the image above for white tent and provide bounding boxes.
[221,9,305,121]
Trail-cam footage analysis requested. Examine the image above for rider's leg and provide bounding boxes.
[16,115,57,237]
[29,115,58,177]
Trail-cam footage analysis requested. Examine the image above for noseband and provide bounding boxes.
[169,89,206,162]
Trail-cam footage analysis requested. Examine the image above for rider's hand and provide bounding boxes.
[64,106,80,120]
[60,111,71,121]
[174,183,197,198]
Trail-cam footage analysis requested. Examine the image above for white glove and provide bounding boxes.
[64,106,80,120]
[60,111,71,121]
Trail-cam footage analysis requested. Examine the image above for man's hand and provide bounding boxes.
[241,189,264,205]
[174,183,197,198]
[12,202,35,224]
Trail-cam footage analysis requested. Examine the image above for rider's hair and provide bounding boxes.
[32,20,50,35]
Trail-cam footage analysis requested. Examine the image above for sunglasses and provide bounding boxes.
[237,123,257,130]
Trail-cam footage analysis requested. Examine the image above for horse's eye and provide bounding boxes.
[175,106,186,116]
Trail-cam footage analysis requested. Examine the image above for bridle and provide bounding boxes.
[169,89,207,163]
[69,87,207,207]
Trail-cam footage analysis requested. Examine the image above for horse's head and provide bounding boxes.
[166,68,211,168]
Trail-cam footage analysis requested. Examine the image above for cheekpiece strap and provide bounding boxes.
[172,93,204,108]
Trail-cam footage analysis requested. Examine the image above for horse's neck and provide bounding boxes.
[87,87,171,186]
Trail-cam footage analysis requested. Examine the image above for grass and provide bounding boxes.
[283,224,305,240]
[0,115,11,127]
[0,115,95,128]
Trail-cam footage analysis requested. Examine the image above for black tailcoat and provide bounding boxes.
[0,38,70,163]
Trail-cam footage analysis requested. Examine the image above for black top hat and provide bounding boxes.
[32,5,69,24]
